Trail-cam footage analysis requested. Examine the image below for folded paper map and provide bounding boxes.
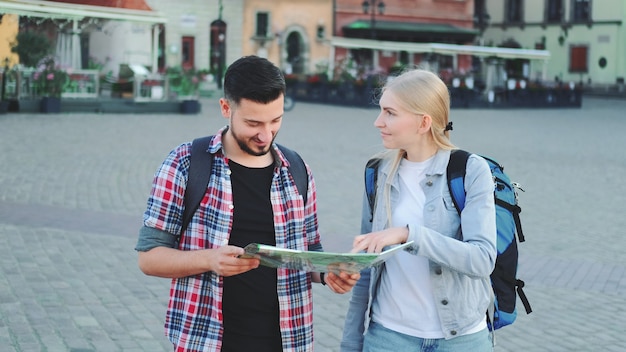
[241,241,413,274]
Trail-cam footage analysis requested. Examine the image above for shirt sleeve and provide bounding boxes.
[138,143,191,249]
[135,225,178,251]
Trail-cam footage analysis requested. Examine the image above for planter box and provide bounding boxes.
[40,97,61,113]
[180,100,201,114]
[0,101,8,114]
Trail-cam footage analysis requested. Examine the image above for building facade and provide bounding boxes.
[483,0,625,88]
[241,0,333,75]
[333,0,478,78]
[145,0,244,76]
[0,14,19,67]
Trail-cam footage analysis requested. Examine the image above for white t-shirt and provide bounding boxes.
[371,156,445,338]
[371,156,487,338]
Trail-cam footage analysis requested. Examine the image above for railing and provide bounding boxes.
[286,80,582,109]
[0,68,36,100]
[62,70,100,98]
[133,75,168,102]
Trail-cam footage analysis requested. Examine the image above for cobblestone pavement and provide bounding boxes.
[1,96,626,351]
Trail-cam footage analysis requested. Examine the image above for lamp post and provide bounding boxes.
[215,0,226,90]
[362,0,385,40]
[473,2,491,94]
[473,4,491,46]
[1,57,9,102]
[216,32,225,89]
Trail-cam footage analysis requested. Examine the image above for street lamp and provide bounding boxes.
[214,0,226,90]
[1,57,9,102]
[215,31,226,89]
[362,1,385,40]
[473,3,491,46]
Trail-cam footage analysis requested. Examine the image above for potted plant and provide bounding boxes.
[32,56,68,113]
[166,66,209,114]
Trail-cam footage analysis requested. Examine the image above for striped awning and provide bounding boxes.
[0,0,166,23]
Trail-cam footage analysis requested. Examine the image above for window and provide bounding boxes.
[569,45,588,73]
[316,25,325,39]
[505,0,523,23]
[572,0,591,22]
[256,12,269,37]
[546,0,563,23]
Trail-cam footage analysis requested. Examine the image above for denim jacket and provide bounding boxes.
[340,149,497,352]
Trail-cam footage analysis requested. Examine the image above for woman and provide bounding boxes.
[340,69,497,352]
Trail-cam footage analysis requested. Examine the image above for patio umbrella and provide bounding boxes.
[55,20,82,70]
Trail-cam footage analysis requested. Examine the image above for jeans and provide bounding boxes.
[363,321,493,352]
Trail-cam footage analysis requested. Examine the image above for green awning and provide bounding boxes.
[342,20,478,43]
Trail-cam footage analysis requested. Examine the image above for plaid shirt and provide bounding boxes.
[143,127,321,351]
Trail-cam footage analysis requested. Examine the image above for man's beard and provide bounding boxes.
[231,125,276,157]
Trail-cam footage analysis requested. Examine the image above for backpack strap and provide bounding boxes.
[481,155,525,243]
[181,139,308,237]
[181,136,214,236]
[515,279,533,314]
[276,143,308,205]
[447,149,471,214]
[495,198,524,242]
[364,158,381,222]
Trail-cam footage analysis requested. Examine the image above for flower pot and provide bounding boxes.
[40,97,61,113]
[0,101,9,114]
[180,99,200,114]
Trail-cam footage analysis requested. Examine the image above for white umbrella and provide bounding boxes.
[55,20,82,70]
[70,20,82,70]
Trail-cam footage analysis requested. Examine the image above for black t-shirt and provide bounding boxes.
[222,160,282,352]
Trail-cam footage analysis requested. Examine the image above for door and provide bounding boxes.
[286,32,303,74]
[182,36,195,69]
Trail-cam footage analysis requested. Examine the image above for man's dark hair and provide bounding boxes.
[223,55,286,105]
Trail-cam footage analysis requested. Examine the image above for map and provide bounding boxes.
[240,241,413,274]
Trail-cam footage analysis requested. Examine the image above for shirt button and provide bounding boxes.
[426,180,433,186]
[435,268,442,275]
[441,299,448,305]
[226,169,232,175]
[228,204,234,210]
[450,330,457,336]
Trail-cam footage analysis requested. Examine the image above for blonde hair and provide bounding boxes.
[377,68,456,226]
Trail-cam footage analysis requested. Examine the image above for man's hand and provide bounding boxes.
[324,271,361,294]
[209,245,260,277]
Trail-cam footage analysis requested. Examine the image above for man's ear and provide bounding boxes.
[219,98,231,119]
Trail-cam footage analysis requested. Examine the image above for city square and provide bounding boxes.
[1,95,625,351]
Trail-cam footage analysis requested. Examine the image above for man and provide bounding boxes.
[135,55,359,352]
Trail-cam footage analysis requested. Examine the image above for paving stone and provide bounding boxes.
[1,96,626,351]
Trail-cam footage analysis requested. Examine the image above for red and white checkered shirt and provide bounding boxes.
[143,127,321,351]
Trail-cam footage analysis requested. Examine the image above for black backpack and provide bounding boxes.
[364,150,532,330]
[181,136,308,235]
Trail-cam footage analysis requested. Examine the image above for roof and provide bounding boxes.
[331,37,551,61]
[342,20,478,43]
[0,0,166,23]
[48,0,153,11]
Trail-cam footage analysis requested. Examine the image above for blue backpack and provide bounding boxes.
[364,150,532,330]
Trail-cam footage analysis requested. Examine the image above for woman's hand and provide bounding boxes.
[351,226,409,253]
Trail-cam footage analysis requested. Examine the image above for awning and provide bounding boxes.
[0,0,166,23]
[331,37,551,61]
[342,20,478,43]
